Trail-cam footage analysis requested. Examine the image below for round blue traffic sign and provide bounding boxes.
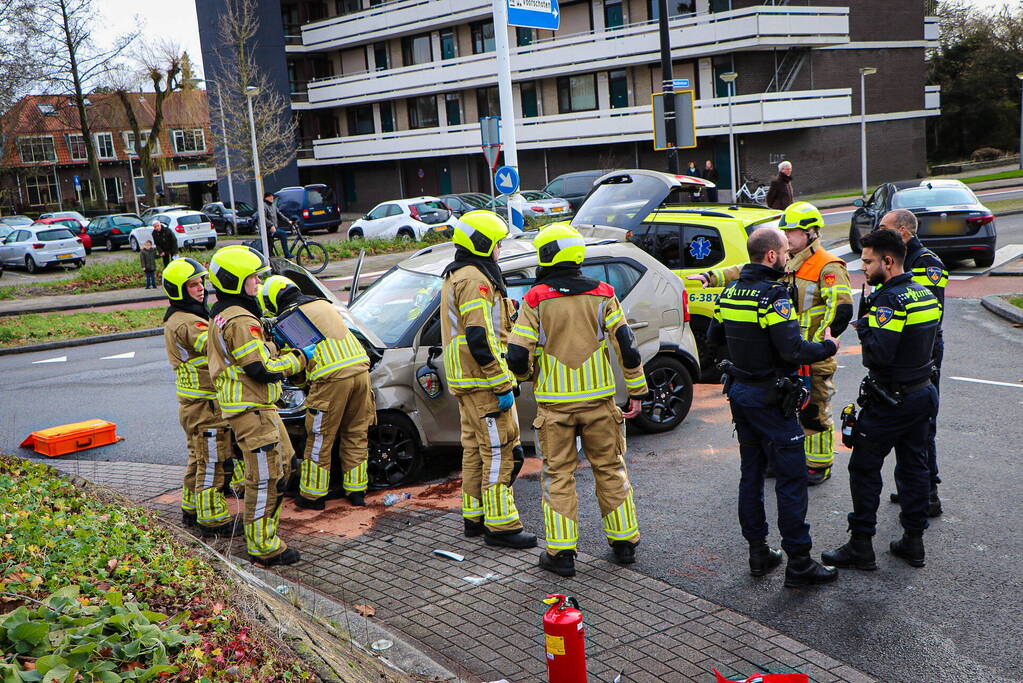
[494,166,520,195]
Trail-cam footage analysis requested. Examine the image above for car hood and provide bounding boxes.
[571,169,714,234]
[396,238,540,276]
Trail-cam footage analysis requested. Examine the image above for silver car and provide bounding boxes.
[0,224,86,273]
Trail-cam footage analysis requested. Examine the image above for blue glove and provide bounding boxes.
[300,344,317,360]
[496,390,514,412]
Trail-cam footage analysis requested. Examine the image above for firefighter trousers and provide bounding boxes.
[178,398,234,527]
[801,363,836,470]
[457,391,524,533]
[227,408,294,559]
[300,372,373,500]
[533,398,639,556]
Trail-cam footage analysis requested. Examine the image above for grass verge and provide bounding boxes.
[1009,296,1023,309]
[325,231,448,260]
[0,308,164,348]
[962,168,1023,184]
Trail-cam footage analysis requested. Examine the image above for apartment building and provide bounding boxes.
[197,0,939,210]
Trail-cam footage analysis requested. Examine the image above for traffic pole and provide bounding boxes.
[657,0,678,174]
[493,0,526,230]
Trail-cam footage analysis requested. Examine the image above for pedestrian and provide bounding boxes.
[766,160,794,210]
[687,161,702,201]
[206,245,313,566]
[707,227,840,588]
[690,201,853,485]
[507,223,648,577]
[257,274,373,510]
[440,210,537,550]
[263,192,294,259]
[823,229,941,571]
[703,159,720,202]
[877,209,947,517]
[161,258,238,536]
[140,239,158,289]
[151,219,178,268]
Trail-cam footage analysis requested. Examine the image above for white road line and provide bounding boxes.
[323,269,386,284]
[846,259,863,271]
[948,275,972,281]
[950,376,1023,389]
[953,244,1023,275]
[976,187,1023,199]
[101,351,136,360]
[32,355,67,364]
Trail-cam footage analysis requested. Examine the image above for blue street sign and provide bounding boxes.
[507,0,560,31]
[494,166,520,195]
[672,79,690,89]
[72,175,81,190]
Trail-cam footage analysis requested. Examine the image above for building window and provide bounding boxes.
[25,174,58,205]
[380,101,395,132]
[520,81,539,118]
[347,105,375,135]
[608,69,629,108]
[648,0,695,21]
[604,0,624,28]
[373,42,390,71]
[407,95,438,129]
[123,131,158,155]
[104,176,123,202]
[95,133,115,159]
[440,28,457,60]
[172,129,206,154]
[471,21,495,54]
[713,54,734,98]
[336,0,361,15]
[402,33,432,66]
[445,93,462,126]
[64,134,88,161]
[516,27,532,47]
[476,86,500,118]
[18,136,56,163]
[557,74,597,113]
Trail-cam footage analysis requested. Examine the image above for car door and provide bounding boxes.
[361,203,388,238]
[88,217,106,241]
[409,309,464,447]
[383,204,404,236]
[851,185,885,241]
[3,230,29,265]
[0,231,18,264]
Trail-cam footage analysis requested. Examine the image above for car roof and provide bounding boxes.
[27,223,74,232]
[163,209,203,215]
[891,179,967,191]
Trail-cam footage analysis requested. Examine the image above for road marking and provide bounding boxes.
[948,275,972,280]
[323,269,386,284]
[101,351,136,360]
[32,355,67,364]
[950,376,1023,389]
[846,258,863,272]
[976,187,1023,199]
[953,244,1023,275]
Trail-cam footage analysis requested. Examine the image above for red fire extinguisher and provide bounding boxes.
[542,594,587,683]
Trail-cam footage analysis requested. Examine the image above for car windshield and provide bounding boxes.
[460,195,490,209]
[349,267,443,347]
[177,214,204,225]
[307,186,334,205]
[892,187,976,208]
[38,228,74,241]
[413,201,450,224]
[53,219,79,229]
[233,202,254,213]
[522,191,550,201]
[572,173,667,230]
[112,216,144,227]
[2,216,32,226]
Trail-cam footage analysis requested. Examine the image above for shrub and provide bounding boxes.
[971,147,1004,162]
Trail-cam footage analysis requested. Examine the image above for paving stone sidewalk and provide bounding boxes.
[50,458,874,683]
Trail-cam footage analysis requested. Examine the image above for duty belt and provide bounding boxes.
[875,377,932,396]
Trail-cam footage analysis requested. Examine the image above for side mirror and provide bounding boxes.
[416,364,443,399]
[852,198,864,207]
[426,345,442,369]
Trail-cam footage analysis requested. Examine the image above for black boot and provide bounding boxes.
[250,548,301,567]
[346,491,366,507]
[748,541,783,577]
[890,532,925,568]
[611,541,638,565]
[199,519,243,538]
[806,466,832,487]
[484,529,538,549]
[822,533,877,570]
[927,487,943,518]
[294,495,325,511]
[539,550,576,577]
[464,518,485,538]
[182,510,197,527]
[784,552,838,588]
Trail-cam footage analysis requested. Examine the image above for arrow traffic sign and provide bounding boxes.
[507,0,560,31]
[494,166,520,195]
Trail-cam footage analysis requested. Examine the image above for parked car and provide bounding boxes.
[458,193,496,210]
[0,224,86,272]
[439,194,477,218]
[201,201,257,234]
[140,205,188,223]
[543,170,608,211]
[39,210,90,227]
[849,179,997,267]
[491,191,572,220]
[87,214,143,251]
[36,216,92,254]
[128,210,217,251]
[347,197,458,240]
[0,215,35,228]
[273,184,342,233]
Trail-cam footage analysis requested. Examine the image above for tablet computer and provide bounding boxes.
[272,307,325,349]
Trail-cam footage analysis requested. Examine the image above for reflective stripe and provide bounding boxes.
[483,483,520,526]
[543,500,578,550]
[604,307,623,328]
[601,491,639,542]
[308,332,369,381]
[624,374,647,389]
[253,448,269,519]
[485,416,502,485]
[534,342,615,403]
[300,458,328,498]
[343,461,368,492]
[805,430,835,467]
[181,485,196,512]
[307,410,326,466]
[512,324,538,341]
[245,507,283,557]
[201,429,218,489]
[462,493,484,519]
[193,331,208,353]
[232,339,262,359]
[215,366,283,414]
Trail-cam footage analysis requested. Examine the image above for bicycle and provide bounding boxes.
[270,221,329,274]
[735,176,769,205]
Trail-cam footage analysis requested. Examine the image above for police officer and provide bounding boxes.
[707,227,840,587]
[507,224,648,577]
[691,202,852,485]
[441,210,536,549]
[162,257,237,535]
[823,229,940,570]
[878,209,947,517]
[206,246,312,566]
[257,275,373,509]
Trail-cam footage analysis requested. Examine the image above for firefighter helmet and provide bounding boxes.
[257,275,301,316]
[208,245,271,295]
[779,201,825,232]
[162,257,207,301]
[453,210,509,257]
[534,222,586,267]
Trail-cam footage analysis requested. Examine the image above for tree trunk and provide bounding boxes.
[59,0,104,210]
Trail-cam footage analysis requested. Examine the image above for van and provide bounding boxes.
[274,184,342,233]
[542,170,607,212]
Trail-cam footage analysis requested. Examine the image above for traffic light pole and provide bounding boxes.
[658,0,678,174]
[494,0,526,230]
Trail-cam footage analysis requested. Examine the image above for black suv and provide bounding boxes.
[201,201,257,235]
[274,184,342,233]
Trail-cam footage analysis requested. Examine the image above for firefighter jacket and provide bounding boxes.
[856,273,940,385]
[164,310,215,402]
[707,263,837,379]
[506,282,648,403]
[290,299,370,382]
[440,263,515,396]
[207,305,305,415]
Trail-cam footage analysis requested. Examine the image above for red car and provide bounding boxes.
[36,216,91,254]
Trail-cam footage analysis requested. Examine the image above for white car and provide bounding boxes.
[129,210,217,251]
[39,210,90,227]
[347,196,459,240]
[0,224,86,273]
[140,205,188,223]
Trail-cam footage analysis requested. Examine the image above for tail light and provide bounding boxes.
[110,228,121,235]
[681,289,691,323]
[531,206,544,212]
[175,225,185,233]
[409,205,421,220]
[966,214,994,226]
[32,243,44,249]
[302,209,310,218]
[335,204,340,213]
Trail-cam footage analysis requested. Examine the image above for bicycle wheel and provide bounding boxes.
[295,240,329,274]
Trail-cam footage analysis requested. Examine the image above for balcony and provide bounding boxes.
[302,88,853,166]
[925,85,940,113]
[305,5,849,108]
[924,16,939,48]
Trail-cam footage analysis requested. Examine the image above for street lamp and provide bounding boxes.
[125,151,140,216]
[719,71,738,202]
[859,66,877,198]
[1016,72,1023,171]
[191,77,238,236]
[245,86,270,258]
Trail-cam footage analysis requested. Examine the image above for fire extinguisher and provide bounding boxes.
[542,594,587,683]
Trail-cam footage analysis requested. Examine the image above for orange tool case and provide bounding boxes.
[20,419,121,457]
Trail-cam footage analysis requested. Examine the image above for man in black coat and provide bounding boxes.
[151,219,178,268]
[766,161,795,210]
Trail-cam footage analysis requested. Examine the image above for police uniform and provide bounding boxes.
[258,276,373,507]
[708,262,839,587]
[507,224,648,576]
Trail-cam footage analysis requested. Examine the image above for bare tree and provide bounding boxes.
[0,1,41,209]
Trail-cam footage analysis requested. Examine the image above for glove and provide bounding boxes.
[496,390,514,412]
[300,343,317,360]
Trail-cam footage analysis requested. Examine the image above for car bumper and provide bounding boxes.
[178,232,217,248]
[922,230,996,260]
[40,249,86,264]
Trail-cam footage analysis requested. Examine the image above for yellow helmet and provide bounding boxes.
[534,222,585,267]
[257,275,301,316]
[779,201,825,232]
[453,210,508,257]
[162,257,207,301]
[208,245,270,295]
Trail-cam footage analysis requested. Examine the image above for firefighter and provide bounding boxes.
[507,223,647,577]
[162,257,237,535]
[690,201,852,485]
[707,227,840,587]
[206,246,312,566]
[257,275,373,509]
[441,210,536,550]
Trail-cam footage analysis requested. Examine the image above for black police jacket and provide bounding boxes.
[856,272,940,385]
[905,235,947,334]
[707,263,837,379]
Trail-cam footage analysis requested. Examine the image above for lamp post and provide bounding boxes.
[1017,72,1023,171]
[245,86,270,258]
[192,78,238,235]
[719,71,738,202]
[126,152,140,216]
[859,67,877,198]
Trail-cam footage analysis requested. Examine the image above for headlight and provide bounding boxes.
[278,387,306,413]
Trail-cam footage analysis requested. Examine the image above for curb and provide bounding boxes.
[0,292,165,318]
[0,327,162,356]
[980,295,1023,324]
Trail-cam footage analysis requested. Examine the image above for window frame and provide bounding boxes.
[557,74,598,114]
[346,104,375,136]
[64,133,88,161]
[407,95,439,130]
[440,28,457,60]
[171,128,206,155]
[445,93,462,126]
[373,42,390,71]
[25,174,58,206]
[608,69,629,109]
[470,20,495,54]
[379,101,395,133]
[476,86,500,119]
[18,135,57,164]
[520,81,540,118]
[604,0,624,29]
[95,132,116,159]
[401,32,433,67]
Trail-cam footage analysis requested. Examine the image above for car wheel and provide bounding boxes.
[367,411,424,489]
[632,355,694,434]
[85,247,92,255]
[397,228,415,241]
[25,255,39,274]
[326,223,339,233]
[207,238,217,250]
[348,228,364,240]
[848,225,863,254]
[108,237,122,252]
[73,259,85,269]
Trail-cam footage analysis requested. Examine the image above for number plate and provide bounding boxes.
[551,207,565,213]
[929,219,963,235]
[57,253,73,259]
[312,209,325,215]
